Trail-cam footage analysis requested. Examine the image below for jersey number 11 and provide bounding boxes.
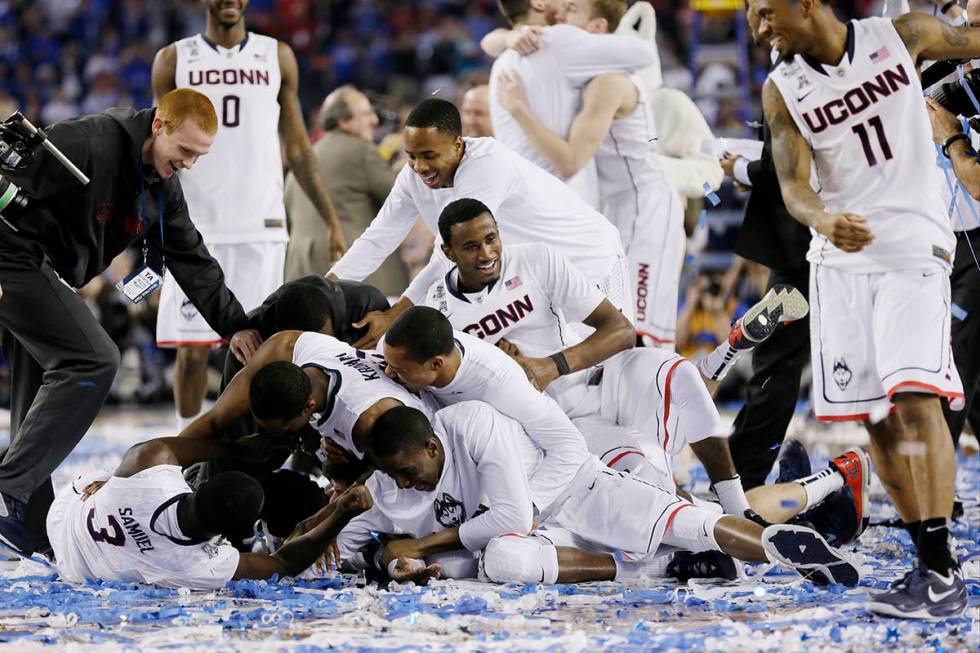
[851,116,893,167]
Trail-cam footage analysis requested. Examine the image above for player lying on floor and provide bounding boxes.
[407,199,869,543]
[329,403,861,587]
[44,435,371,589]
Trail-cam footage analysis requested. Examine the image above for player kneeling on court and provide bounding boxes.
[334,403,861,588]
[45,436,370,589]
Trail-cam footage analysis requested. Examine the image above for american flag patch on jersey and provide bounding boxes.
[869,46,890,64]
[505,276,522,290]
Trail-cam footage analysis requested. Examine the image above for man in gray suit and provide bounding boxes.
[284,86,409,296]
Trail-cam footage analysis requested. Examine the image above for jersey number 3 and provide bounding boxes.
[851,116,893,167]
[87,508,125,546]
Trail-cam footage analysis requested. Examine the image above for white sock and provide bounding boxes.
[798,467,844,510]
[713,476,751,515]
[696,343,745,381]
[614,553,671,581]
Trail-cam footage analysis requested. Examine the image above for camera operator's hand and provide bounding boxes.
[925,97,964,144]
[816,213,874,253]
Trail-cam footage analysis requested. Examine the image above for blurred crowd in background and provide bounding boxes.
[0,0,880,409]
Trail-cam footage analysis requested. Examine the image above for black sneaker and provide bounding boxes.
[866,567,967,619]
[797,485,859,548]
[666,550,739,582]
[762,523,861,587]
[0,492,33,558]
[776,439,812,484]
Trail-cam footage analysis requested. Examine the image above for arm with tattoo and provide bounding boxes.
[894,13,980,62]
[277,42,347,263]
[763,80,874,253]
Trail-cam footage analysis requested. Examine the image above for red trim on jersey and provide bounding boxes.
[607,450,644,468]
[499,532,527,538]
[661,359,686,449]
[637,330,675,345]
[156,339,227,348]
[887,381,965,402]
[815,405,898,422]
[663,502,693,534]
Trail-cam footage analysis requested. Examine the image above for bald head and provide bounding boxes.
[968,0,979,26]
[461,85,493,138]
[320,86,378,142]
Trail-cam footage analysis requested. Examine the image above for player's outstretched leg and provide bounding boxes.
[746,447,871,545]
[697,284,809,386]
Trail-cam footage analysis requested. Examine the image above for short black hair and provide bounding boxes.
[366,406,434,461]
[385,306,454,364]
[194,471,265,539]
[259,470,328,538]
[404,98,462,137]
[438,197,495,246]
[276,284,331,333]
[249,362,312,422]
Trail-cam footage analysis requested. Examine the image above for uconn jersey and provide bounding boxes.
[47,466,239,589]
[769,18,953,273]
[175,33,287,244]
[419,243,604,413]
[291,332,429,459]
[336,402,543,559]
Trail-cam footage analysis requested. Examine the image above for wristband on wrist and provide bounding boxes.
[549,351,571,376]
[942,133,970,158]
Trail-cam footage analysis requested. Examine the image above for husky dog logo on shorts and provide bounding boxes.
[832,358,853,391]
[180,298,198,321]
[433,492,466,528]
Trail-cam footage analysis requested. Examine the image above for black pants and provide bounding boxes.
[0,232,120,549]
[943,228,980,446]
[728,265,810,490]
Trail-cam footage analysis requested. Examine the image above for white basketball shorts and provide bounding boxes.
[809,263,964,422]
[604,181,685,347]
[156,241,286,347]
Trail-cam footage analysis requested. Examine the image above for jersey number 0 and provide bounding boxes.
[222,95,240,128]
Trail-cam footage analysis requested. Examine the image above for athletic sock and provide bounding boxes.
[696,342,745,382]
[797,467,845,510]
[917,517,957,575]
[903,520,921,543]
[712,476,752,515]
[614,553,671,581]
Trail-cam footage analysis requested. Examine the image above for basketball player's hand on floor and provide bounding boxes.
[352,310,396,349]
[384,538,441,585]
[329,229,348,263]
[230,328,263,364]
[816,212,874,253]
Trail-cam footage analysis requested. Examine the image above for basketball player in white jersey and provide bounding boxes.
[326,98,628,349]
[46,434,371,588]
[178,330,430,490]
[409,200,870,542]
[757,0,979,618]
[480,0,655,207]
[332,403,861,588]
[494,0,685,347]
[152,0,346,431]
